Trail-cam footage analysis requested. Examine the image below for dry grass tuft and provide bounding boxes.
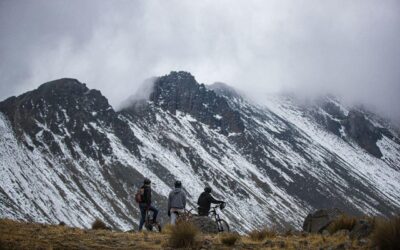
[91,218,109,230]
[168,221,199,248]
[328,215,357,234]
[0,219,160,249]
[283,228,295,237]
[161,223,174,234]
[372,215,400,250]
[248,228,277,241]
[219,232,240,246]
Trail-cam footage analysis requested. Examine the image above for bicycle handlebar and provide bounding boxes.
[211,202,226,210]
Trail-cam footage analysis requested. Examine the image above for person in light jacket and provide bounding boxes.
[167,180,186,225]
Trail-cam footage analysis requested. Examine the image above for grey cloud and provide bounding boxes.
[0,0,399,123]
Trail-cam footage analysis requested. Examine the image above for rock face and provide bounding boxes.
[149,72,244,135]
[1,71,400,232]
[303,209,343,233]
[343,110,383,158]
[310,98,386,158]
[0,78,141,160]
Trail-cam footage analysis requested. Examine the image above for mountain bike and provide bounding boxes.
[175,208,194,223]
[144,210,162,232]
[209,203,230,232]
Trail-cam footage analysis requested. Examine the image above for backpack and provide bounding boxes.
[135,187,144,203]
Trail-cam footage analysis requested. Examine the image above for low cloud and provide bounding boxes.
[118,77,157,111]
[0,0,399,122]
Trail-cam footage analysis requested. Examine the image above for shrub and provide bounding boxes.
[168,221,199,248]
[91,218,109,230]
[328,215,357,234]
[219,232,240,246]
[372,216,400,250]
[248,228,277,241]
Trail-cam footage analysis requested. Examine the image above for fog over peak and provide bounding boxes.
[1,0,399,123]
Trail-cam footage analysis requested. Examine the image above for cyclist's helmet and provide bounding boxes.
[220,202,226,209]
[174,180,182,188]
[204,187,212,193]
[144,178,151,184]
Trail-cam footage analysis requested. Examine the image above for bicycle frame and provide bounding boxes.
[175,208,193,222]
[209,205,226,232]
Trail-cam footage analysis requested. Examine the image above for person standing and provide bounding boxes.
[138,178,158,231]
[167,180,186,225]
[197,187,224,216]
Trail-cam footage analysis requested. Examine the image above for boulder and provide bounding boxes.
[190,216,219,234]
[303,208,343,233]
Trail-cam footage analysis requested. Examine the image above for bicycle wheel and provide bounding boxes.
[218,219,230,232]
[155,223,162,232]
[145,221,153,231]
[181,210,193,221]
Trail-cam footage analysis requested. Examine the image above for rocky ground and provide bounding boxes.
[0,219,373,250]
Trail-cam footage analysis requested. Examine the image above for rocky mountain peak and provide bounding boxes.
[141,71,245,135]
[149,71,200,104]
[0,78,110,116]
[156,71,196,87]
[36,78,88,94]
[0,78,113,133]
[0,78,140,161]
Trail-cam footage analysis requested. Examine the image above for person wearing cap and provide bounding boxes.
[197,187,225,216]
[138,178,159,231]
[167,180,186,225]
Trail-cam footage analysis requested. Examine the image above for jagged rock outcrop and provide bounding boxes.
[343,110,383,158]
[148,71,244,135]
[309,98,390,158]
[0,78,141,160]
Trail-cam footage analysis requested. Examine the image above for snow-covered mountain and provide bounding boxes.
[1,71,400,232]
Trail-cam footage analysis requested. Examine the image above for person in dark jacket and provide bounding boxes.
[197,187,224,216]
[138,178,159,231]
[167,180,186,225]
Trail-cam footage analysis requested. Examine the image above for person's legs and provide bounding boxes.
[170,210,177,225]
[148,205,158,222]
[138,204,146,231]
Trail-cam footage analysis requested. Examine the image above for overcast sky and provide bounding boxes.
[1,0,399,122]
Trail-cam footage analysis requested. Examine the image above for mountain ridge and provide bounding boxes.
[1,71,399,232]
